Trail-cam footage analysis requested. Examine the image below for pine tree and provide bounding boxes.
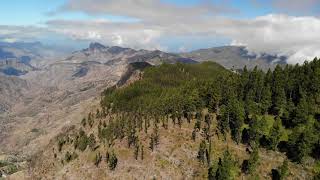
[94,152,102,167]
[192,129,196,141]
[219,105,229,138]
[141,145,144,160]
[144,117,148,134]
[96,109,100,118]
[195,117,201,130]
[134,144,139,160]
[215,151,234,180]
[279,159,289,180]
[261,85,272,114]
[240,65,250,100]
[247,146,259,174]
[229,98,245,143]
[106,151,110,163]
[177,116,182,128]
[88,133,96,150]
[292,90,309,126]
[88,112,94,128]
[249,115,266,145]
[149,136,154,152]
[269,116,282,150]
[197,140,206,164]
[208,165,215,180]
[81,118,86,127]
[272,65,286,116]
[108,152,118,170]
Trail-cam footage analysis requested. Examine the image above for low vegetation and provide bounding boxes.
[50,59,320,179]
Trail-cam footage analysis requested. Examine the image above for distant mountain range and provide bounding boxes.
[0,42,286,77]
[0,41,70,76]
[65,42,197,65]
[0,42,286,114]
[181,46,287,70]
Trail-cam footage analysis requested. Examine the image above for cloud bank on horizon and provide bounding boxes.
[1,0,320,64]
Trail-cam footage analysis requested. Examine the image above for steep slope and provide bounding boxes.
[3,43,313,179]
[182,46,286,70]
[0,43,198,179]
[0,75,29,113]
[27,62,314,180]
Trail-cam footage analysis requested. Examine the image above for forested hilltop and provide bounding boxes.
[32,59,320,179]
[100,59,320,178]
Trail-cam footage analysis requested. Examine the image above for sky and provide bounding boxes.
[1,0,320,64]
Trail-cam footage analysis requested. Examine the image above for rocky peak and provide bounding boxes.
[89,42,107,50]
[107,46,135,54]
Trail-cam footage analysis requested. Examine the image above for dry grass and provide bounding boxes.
[24,112,314,180]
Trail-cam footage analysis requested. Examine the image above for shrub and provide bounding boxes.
[74,129,89,151]
[57,137,66,152]
[108,152,118,170]
[65,151,78,163]
[81,118,86,127]
[6,164,18,175]
[94,152,102,167]
[88,133,97,150]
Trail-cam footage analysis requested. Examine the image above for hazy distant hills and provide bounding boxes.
[0,42,287,119]
[181,46,287,70]
[0,42,286,77]
[0,41,70,60]
[0,41,70,76]
[0,42,287,115]
[66,42,197,65]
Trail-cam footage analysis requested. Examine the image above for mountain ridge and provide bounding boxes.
[181,46,286,70]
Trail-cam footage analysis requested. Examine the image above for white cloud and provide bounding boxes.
[2,38,18,43]
[57,0,237,22]
[1,1,320,64]
[215,14,320,64]
[45,19,166,50]
[178,46,188,52]
[87,31,101,39]
[45,13,320,64]
[112,34,123,45]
